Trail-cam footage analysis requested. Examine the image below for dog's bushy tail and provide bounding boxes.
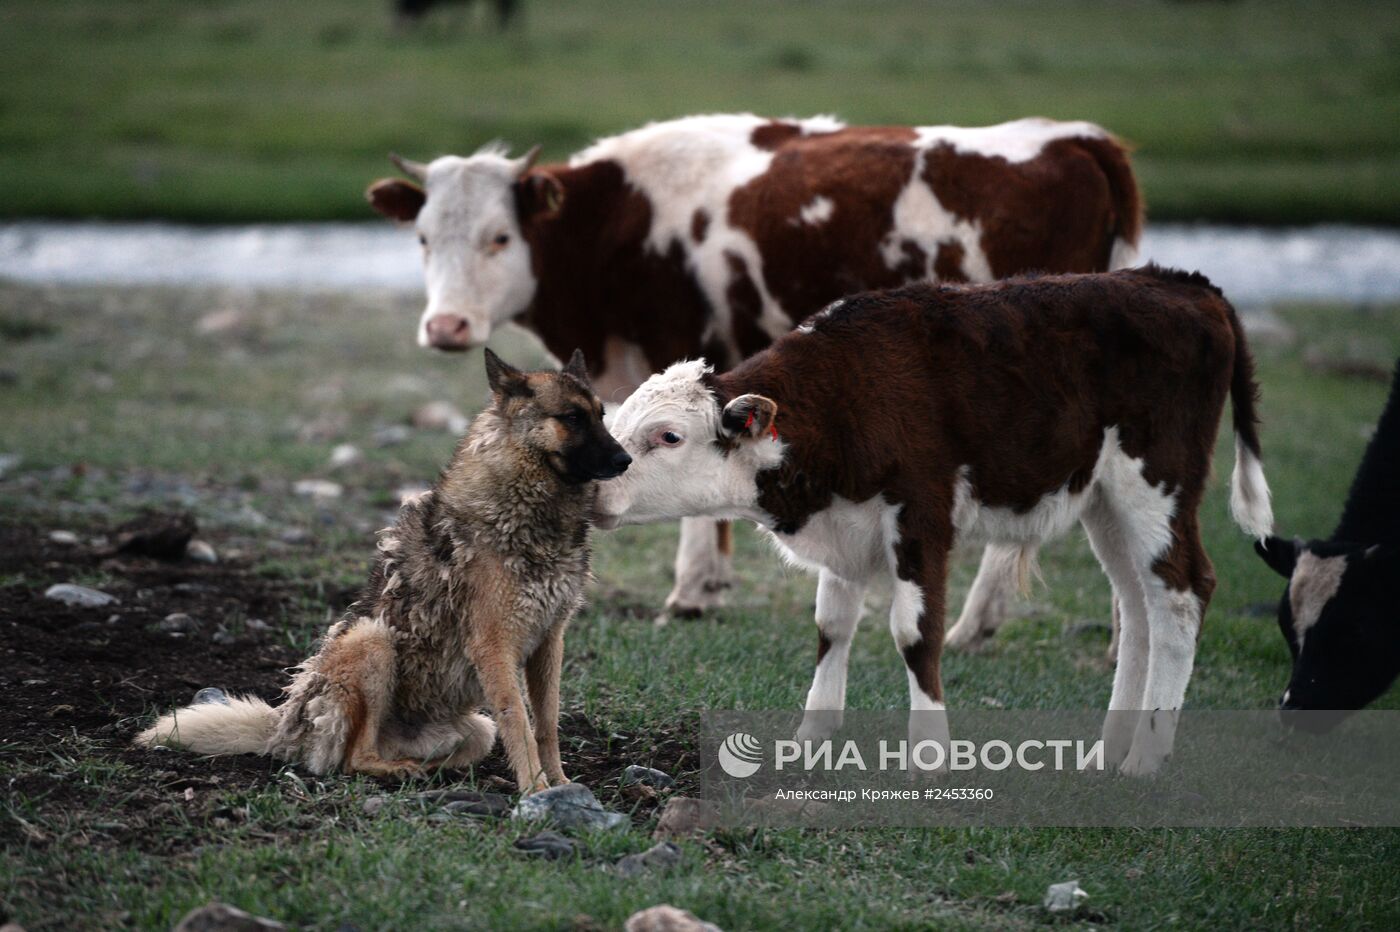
[134,695,278,756]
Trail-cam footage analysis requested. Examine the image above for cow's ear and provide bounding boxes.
[483,348,532,399]
[720,394,779,442]
[366,178,425,222]
[516,171,565,219]
[561,348,591,386]
[1255,536,1299,579]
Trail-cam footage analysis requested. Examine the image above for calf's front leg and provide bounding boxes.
[796,570,867,745]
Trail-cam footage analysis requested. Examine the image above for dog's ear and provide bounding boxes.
[1255,535,1299,579]
[561,348,591,386]
[483,348,531,399]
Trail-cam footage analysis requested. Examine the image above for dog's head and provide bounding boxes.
[483,348,631,484]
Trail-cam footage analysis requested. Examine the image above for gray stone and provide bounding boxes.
[652,797,720,839]
[615,841,682,877]
[362,796,389,816]
[48,530,80,545]
[158,613,201,633]
[513,830,578,861]
[372,424,412,447]
[0,453,21,478]
[171,902,286,932]
[621,765,676,789]
[186,540,218,564]
[193,687,230,706]
[1043,880,1088,913]
[212,627,237,645]
[412,400,469,434]
[511,782,627,832]
[245,618,272,632]
[44,583,118,608]
[418,789,510,818]
[328,444,361,469]
[293,479,342,500]
[624,905,722,932]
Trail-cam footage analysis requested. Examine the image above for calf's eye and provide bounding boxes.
[493,233,510,246]
[661,431,681,445]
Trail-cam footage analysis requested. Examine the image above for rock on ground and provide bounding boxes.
[186,540,218,564]
[293,479,343,500]
[624,905,722,932]
[513,830,578,861]
[1043,880,1088,913]
[511,783,627,832]
[412,400,469,434]
[43,583,118,608]
[652,797,719,839]
[171,902,285,932]
[621,765,676,789]
[616,841,682,877]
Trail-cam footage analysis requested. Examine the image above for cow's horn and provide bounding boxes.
[389,152,428,181]
[515,144,543,177]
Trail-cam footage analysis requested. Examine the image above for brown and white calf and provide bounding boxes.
[593,267,1273,775]
[366,113,1143,623]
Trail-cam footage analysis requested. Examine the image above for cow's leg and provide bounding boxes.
[664,518,735,617]
[1121,511,1214,777]
[796,570,867,744]
[1080,495,1151,769]
[944,543,1020,649]
[888,511,953,771]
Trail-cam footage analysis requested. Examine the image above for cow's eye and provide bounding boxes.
[493,233,510,247]
[661,431,681,445]
[418,234,427,247]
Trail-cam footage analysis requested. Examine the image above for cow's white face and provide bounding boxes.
[411,154,538,350]
[594,360,784,528]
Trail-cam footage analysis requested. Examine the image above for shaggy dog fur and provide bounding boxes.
[136,350,629,791]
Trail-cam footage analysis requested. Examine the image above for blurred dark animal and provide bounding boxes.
[136,351,630,792]
[366,113,1142,625]
[394,0,519,29]
[1255,359,1400,724]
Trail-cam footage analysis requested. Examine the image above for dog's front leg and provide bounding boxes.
[476,648,548,794]
[526,621,569,786]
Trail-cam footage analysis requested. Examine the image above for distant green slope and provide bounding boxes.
[1,0,1398,224]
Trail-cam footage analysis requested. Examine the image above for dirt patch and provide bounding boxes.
[0,517,694,856]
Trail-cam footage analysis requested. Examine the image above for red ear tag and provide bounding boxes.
[743,411,755,432]
[769,420,779,441]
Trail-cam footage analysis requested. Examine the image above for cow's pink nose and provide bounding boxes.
[425,314,472,350]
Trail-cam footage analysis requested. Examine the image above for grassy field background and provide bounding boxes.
[2,282,1399,929]
[2,0,1400,225]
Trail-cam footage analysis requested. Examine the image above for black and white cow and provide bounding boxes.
[367,113,1143,624]
[1256,359,1400,723]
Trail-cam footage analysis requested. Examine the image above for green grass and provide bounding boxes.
[3,281,1400,929]
[2,0,1399,225]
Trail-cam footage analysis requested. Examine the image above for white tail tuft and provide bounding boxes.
[1229,434,1274,541]
[1108,237,1139,271]
[134,695,278,757]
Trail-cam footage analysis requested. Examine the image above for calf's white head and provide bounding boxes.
[366,144,564,351]
[593,360,784,529]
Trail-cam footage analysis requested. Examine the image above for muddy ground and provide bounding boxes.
[0,515,695,859]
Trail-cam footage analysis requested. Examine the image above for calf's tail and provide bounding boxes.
[1225,304,1274,540]
[134,695,279,757]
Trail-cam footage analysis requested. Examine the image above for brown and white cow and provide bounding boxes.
[592,267,1273,775]
[366,113,1143,623]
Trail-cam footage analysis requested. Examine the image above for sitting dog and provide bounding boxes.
[136,349,630,792]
